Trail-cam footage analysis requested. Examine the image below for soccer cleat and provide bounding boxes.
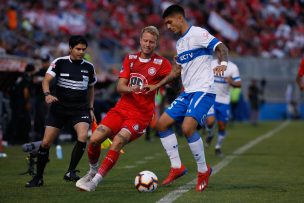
[76,180,97,192]
[205,136,213,147]
[64,170,80,182]
[196,165,212,192]
[162,164,187,185]
[25,176,44,188]
[76,170,97,188]
[215,148,224,157]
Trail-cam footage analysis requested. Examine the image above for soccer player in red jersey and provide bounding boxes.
[296,58,304,91]
[76,26,172,191]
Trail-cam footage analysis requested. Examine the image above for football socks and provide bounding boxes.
[187,132,208,173]
[68,141,86,171]
[159,129,181,168]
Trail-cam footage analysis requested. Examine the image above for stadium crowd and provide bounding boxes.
[0,0,303,61]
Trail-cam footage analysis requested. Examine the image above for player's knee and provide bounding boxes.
[181,125,195,137]
[41,141,51,149]
[111,135,126,151]
[155,121,167,132]
[77,133,87,142]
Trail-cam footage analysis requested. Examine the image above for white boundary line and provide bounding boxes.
[156,121,290,203]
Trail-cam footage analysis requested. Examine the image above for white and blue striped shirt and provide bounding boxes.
[175,26,221,93]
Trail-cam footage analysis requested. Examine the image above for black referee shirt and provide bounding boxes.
[46,56,97,115]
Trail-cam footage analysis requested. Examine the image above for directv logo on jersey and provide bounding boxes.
[176,48,212,64]
[179,52,193,62]
[81,116,89,119]
[81,70,88,73]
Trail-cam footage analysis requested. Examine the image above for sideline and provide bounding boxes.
[156,121,290,203]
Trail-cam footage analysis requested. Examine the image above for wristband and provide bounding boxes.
[44,92,51,97]
[89,107,94,111]
[220,61,228,66]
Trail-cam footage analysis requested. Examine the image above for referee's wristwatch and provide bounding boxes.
[44,92,51,97]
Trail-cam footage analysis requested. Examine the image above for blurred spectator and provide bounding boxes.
[248,79,260,125]
[32,55,51,141]
[8,63,35,144]
[0,0,303,60]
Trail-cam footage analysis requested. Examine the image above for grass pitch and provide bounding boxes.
[0,121,303,203]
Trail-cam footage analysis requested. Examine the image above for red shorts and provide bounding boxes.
[100,107,151,142]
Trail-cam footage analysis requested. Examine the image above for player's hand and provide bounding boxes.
[300,83,304,91]
[130,85,141,93]
[143,84,158,94]
[90,110,96,122]
[214,65,226,76]
[225,76,233,85]
[45,94,58,104]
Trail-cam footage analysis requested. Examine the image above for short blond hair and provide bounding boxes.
[140,26,160,41]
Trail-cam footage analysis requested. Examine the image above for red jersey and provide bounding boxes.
[115,52,172,119]
[298,58,304,77]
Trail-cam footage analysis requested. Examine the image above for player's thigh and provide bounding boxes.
[70,113,91,142]
[100,108,124,135]
[182,116,198,136]
[156,112,176,131]
[42,111,64,148]
[41,126,61,148]
[74,122,90,142]
[110,128,132,151]
[159,93,189,131]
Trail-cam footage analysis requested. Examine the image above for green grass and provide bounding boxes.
[0,121,304,203]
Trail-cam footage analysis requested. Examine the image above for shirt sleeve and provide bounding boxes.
[231,63,241,81]
[46,58,59,77]
[119,55,131,79]
[158,58,172,78]
[198,28,221,51]
[298,58,304,77]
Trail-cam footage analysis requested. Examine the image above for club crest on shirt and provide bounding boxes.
[148,67,156,76]
[133,124,139,131]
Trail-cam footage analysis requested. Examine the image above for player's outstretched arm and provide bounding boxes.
[214,43,229,76]
[144,64,181,94]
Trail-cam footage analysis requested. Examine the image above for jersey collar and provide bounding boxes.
[69,56,84,64]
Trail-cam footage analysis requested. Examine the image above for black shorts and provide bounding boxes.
[45,110,91,129]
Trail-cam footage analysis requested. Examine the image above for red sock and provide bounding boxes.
[87,142,101,164]
[98,150,119,177]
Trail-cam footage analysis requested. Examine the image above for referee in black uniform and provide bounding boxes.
[26,35,97,187]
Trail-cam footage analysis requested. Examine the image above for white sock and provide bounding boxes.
[92,173,103,185]
[188,137,208,173]
[89,163,98,173]
[215,131,226,149]
[160,133,181,168]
